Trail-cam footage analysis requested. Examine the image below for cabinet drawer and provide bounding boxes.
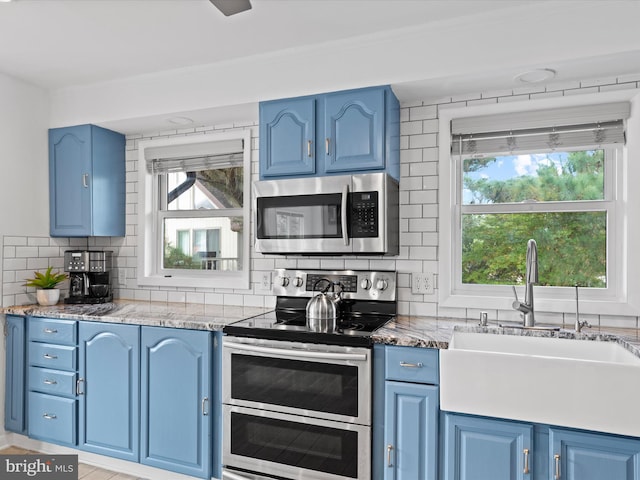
[29,318,77,346]
[29,343,77,371]
[28,392,77,446]
[28,367,77,397]
[385,346,439,384]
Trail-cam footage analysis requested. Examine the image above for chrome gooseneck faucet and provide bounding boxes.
[512,239,538,327]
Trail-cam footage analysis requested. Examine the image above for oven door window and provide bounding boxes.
[231,411,359,478]
[256,193,342,239]
[231,353,358,417]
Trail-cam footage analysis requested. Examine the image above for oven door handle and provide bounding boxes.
[224,341,368,362]
[222,470,252,480]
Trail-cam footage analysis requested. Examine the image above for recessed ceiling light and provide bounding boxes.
[167,116,194,126]
[514,68,557,84]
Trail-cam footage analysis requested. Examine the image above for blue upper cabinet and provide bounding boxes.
[550,428,640,480]
[259,85,399,180]
[49,124,125,237]
[259,97,316,178]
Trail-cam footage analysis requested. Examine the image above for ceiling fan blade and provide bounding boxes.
[209,0,252,16]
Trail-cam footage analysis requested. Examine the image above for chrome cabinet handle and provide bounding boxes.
[523,448,530,474]
[82,173,89,188]
[43,328,58,334]
[43,413,57,420]
[554,454,561,479]
[325,138,330,155]
[400,361,423,368]
[386,444,393,467]
[43,353,58,360]
[202,397,209,416]
[76,378,84,395]
[43,379,58,385]
[307,140,312,157]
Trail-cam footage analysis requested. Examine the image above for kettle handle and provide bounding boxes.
[313,278,333,294]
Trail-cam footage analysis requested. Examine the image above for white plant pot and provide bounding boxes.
[36,289,60,306]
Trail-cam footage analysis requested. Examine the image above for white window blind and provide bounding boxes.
[145,138,244,173]
[451,102,630,156]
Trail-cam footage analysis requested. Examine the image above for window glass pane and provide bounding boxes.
[461,212,606,287]
[463,150,604,205]
[167,166,243,210]
[163,217,243,271]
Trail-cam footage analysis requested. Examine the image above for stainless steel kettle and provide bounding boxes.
[306,279,341,332]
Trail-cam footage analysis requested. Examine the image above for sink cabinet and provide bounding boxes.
[78,322,139,461]
[259,85,399,180]
[49,124,125,237]
[443,413,533,480]
[4,315,26,434]
[550,428,640,480]
[374,345,439,480]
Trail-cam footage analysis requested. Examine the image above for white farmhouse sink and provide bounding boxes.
[440,331,640,437]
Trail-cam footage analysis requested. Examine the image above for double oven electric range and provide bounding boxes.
[222,269,397,480]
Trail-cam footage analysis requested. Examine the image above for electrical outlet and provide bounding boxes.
[258,272,272,291]
[118,268,127,286]
[411,272,435,295]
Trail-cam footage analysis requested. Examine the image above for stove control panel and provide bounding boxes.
[273,269,396,302]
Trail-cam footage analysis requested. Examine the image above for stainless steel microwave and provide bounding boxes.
[254,172,399,255]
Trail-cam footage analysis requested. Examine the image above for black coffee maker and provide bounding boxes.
[64,250,113,304]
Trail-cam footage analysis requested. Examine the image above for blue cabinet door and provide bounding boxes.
[550,428,640,480]
[259,97,316,178]
[78,322,139,461]
[49,125,93,236]
[384,381,439,480]
[324,87,386,174]
[4,315,25,433]
[49,124,125,237]
[443,413,533,480]
[141,327,212,479]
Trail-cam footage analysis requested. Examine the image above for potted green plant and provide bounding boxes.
[25,266,68,306]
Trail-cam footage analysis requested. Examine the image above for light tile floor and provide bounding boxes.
[0,447,147,480]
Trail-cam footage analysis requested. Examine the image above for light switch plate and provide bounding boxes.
[258,272,272,291]
[412,272,435,295]
[118,268,127,286]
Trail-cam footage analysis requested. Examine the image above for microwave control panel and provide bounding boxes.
[350,191,378,237]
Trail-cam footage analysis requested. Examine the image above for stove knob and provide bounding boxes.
[293,276,304,288]
[279,276,290,287]
[375,279,388,291]
[360,278,372,290]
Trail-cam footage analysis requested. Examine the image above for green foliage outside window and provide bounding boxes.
[462,150,607,287]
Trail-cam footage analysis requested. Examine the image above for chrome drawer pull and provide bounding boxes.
[43,413,57,420]
[43,353,58,360]
[400,361,423,368]
[43,379,58,385]
[43,328,58,334]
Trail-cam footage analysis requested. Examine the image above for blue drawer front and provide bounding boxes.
[28,367,77,398]
[29,318,77,346]
[385,346,439,384]
[28,392,77,446]
[29,343,77,371]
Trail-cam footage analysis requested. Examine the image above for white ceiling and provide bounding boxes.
[1,0,639,134]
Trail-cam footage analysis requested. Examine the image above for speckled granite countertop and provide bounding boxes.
[4,301,640,358]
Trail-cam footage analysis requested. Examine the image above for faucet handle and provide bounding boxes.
[511,285,519,302]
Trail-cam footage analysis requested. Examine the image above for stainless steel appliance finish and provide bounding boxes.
[64,250,113,304]
[254,172,399,255]
[222,268,396,480]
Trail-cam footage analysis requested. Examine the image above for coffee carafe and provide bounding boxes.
[64,250,113,304]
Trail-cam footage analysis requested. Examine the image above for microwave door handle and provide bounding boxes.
[341,184,349,246]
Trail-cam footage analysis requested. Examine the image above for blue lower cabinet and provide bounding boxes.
[78,322,140,462]
[141,326,212,479]
[28,392,77,446]
[550,428,640,480]
[5,315,26,433]
[384,381,439,480]
[443,413,533,480]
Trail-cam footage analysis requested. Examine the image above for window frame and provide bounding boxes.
[438,91,640,317]
[137,130,251,290]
